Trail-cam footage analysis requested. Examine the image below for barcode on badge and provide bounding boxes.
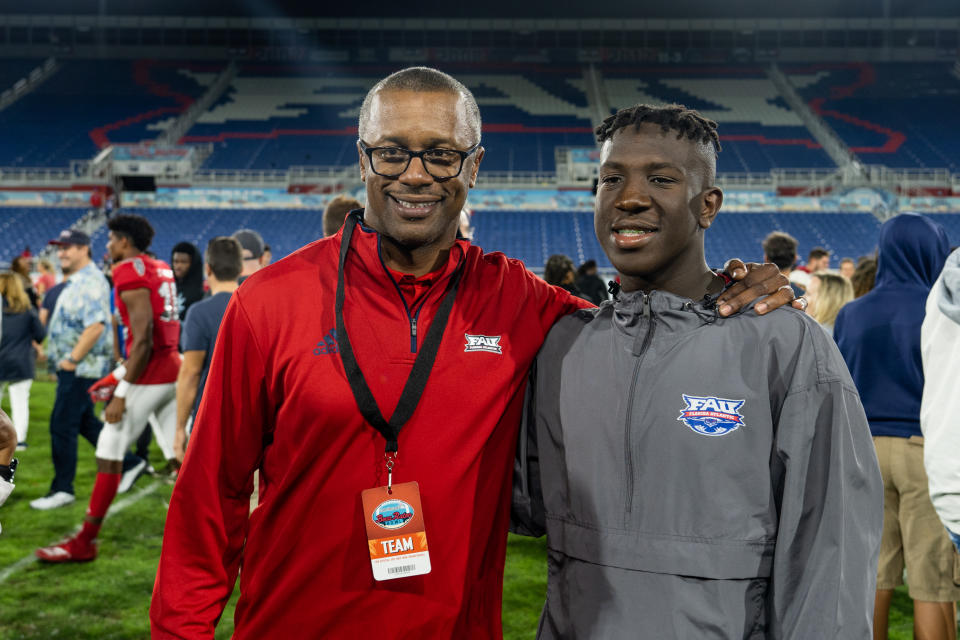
[388,564,418,575]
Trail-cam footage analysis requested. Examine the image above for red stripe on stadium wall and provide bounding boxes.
[88,60,198,148]
[181,125,824,150]
[801,62,906,154]
[181,127,360,143]
[720,135,821,149]
[96,60,899,153]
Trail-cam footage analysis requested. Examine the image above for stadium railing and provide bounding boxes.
[1,159,958,194]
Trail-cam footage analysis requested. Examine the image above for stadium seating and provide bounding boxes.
[0,60,209,167]
[87,207,326,265]
[189,63,844,174]
[926,213,960,244]
[184,64,595,173]
[599,66,836,173]
[1,207,956,284]
[0,59,45,92]
[470,210,960,272]
[0,207,87,264]
[789,63,960,171]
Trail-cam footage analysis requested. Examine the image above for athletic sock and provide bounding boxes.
[79,472,121,543]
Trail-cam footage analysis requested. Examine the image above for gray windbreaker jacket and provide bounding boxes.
[513,288,883,639]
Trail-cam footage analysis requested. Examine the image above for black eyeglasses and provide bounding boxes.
[359,140,481,181]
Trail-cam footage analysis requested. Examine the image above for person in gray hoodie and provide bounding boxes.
[513,104,884,639]
[921,247,960,553]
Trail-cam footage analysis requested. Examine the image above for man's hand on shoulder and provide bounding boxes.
[717,260,803,317]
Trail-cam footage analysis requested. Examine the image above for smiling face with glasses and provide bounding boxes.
[357,89,484,275]
[358,141,482,182]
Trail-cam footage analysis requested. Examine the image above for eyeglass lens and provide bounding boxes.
[371,148,464,178]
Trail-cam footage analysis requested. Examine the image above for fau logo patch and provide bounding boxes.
[313,329,338,355]
[464,334,502,354]
[677,395,745,437]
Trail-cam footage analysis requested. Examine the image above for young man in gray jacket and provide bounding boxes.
[513,104,884,638]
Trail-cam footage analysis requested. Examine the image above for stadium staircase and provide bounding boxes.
[583,64,610,129]
[766,63,861,175]
[156,61,237,147]
[0,58,60,112]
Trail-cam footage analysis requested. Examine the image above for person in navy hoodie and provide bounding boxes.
[834,213,956,640]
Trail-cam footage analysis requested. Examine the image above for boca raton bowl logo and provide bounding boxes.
[372,499,415,530]
[677,395,745,437]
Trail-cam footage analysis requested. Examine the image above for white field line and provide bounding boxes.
[0,481,162,585]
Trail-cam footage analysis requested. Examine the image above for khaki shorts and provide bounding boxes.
[874,436,960,601]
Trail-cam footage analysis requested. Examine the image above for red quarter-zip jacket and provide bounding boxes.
[151,220,591,639]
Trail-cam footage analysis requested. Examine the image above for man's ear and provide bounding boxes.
[357,142,367,182]
[467,147,484,189]
[698,187,723,229]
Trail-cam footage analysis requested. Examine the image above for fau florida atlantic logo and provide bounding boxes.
[464,334,502,354]
[677,395,745,437]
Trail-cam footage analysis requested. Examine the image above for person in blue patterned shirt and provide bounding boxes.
[30,229,114,511]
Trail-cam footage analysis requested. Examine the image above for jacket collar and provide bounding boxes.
[341,210,468,288]
[605,287,727,338]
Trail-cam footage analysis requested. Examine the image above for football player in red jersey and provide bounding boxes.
[37,214,182,563]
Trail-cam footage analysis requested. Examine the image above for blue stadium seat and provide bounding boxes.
[88,208,326,265]
[0,60,209,167]
[188,64,594,173]
[471,210,960,273]
[789,63,960,171]
[0,59,46,93]
[3,208,955,284]
[600,65,836,173]
[0,208,88,263]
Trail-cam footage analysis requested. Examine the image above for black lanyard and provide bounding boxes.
[335,212,464,454]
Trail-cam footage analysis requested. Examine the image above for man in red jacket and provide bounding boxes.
[151,67,796,639]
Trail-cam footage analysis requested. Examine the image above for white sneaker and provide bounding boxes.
[29,491,76,510]
[118,458,148,494]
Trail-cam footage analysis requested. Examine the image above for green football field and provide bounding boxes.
[0,380,922,638]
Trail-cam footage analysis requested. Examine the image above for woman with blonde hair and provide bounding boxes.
[805,270,854,336]
[10,256,39,309]
[0,272,45,449]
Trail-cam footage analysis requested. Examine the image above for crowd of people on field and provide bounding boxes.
[0,65,957,639]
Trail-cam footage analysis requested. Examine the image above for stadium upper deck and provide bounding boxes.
[0,59,208,167]
[6,206,955,275]
[183,63,596,173]
[789,62,960,172]
[3,59,958,176]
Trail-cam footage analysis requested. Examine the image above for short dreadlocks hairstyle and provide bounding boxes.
[595,103,721,153]
[107,213,155,252]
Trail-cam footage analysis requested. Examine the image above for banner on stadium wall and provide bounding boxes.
[119,187,367,209]
[568,148,601,165]
[0,190,96,207]
[898,196,960,213]
[111,145,195,178]
[467,189,595,211]
[11,186,954,214]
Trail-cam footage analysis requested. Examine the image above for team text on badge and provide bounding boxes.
[360,481,431,581]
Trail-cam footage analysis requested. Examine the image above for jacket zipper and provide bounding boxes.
[624,293,657,519]
[409,313,419,353]
[377,250,460,354]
